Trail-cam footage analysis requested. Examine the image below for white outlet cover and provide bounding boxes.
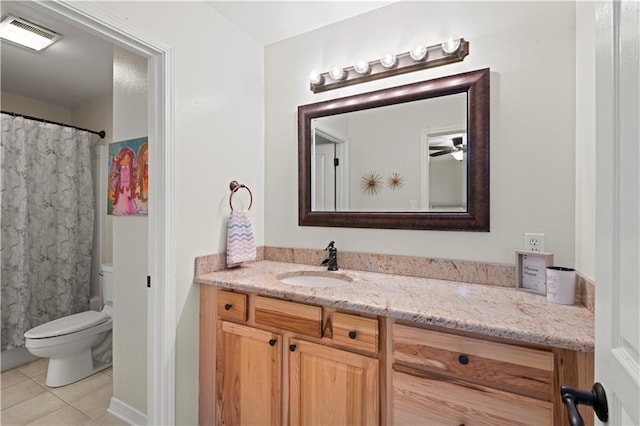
[525,233,545,252]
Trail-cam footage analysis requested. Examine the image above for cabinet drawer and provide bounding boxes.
[332,312,378,354]
[217,290,248,322]
[255,296,322,338]
[393,324,554,399]
[393,370,553,425]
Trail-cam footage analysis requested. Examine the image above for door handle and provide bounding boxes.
[560,382,608,426]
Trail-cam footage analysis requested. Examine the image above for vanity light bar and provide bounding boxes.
[309,38,469,93]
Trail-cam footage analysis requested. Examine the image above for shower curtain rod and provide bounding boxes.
[1,110,106,139]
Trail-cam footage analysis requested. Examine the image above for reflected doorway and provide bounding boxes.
[311,126,349,211]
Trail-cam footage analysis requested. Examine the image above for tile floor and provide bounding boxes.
[1,359,127,425]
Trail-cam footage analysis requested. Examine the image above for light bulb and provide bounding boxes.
[442,37,461,54]
[452,150,464,161]
[380,53,397,68]
[329,65,346,81]
[409,45,427,61]
[354,58,370,75]
[309,71,324,86]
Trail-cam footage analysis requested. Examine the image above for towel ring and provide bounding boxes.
[229,180,253,211]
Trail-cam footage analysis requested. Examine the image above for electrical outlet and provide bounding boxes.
[525,233,545,252]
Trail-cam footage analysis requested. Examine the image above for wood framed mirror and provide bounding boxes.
[297,68,490,231]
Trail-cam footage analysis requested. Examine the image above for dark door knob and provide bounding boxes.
[561,382,609,426]
[224,303,232,311]
[268,339,276,347]
[289,344,297,352]
[458,354,469,365]
[348,331,357,339]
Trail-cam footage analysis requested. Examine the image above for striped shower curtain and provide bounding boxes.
[1,113,96,351]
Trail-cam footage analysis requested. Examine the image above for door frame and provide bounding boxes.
[311,125,350,211]
[32,2,176,424]
[420,126,467,211]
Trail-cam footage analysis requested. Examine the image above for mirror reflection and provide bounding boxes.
[427,130,467,211]
[298,68,490,231]
[311,93,467,212]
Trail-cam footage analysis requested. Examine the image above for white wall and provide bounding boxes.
[112,46,148,414]
[72,93,114,298]
[430,157,465,207]
[265,1,577,266]
[575,2,596,281]
[96,3,264,424]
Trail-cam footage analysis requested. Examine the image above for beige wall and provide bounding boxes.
[111,46,148,414]
[1,91,72,122]
[97,3,264,423]
[265,1,577,267]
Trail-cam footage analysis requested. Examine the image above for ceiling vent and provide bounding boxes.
[0,15,62,51]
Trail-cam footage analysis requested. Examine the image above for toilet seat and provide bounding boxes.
[25,311,109,339]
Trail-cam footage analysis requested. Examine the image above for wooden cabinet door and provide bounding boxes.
[288,338,378,426]
[217,321,282,426]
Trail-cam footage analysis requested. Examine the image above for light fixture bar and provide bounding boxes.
[0,15,62,51]
[310,39,469,93]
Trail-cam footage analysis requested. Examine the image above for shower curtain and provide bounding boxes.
[1,113,96,351]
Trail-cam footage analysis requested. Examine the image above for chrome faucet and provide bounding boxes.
[321,241,338,271]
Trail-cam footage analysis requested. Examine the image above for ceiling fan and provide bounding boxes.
[429,136,466,160]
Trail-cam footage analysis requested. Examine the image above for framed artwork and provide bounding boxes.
[108,137,148,216]
[515,251,554,295]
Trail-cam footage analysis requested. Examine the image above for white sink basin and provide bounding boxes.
[277,271,352,288]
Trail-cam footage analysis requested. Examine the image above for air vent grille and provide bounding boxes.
[9,18,56,40]
[0,15,62,51]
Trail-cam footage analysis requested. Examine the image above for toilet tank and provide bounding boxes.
[100,263,113,305]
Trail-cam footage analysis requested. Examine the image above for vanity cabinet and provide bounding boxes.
[200,285,593,426]
[200,286,379,426]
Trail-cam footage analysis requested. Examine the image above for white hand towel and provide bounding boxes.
[226,210,256,267]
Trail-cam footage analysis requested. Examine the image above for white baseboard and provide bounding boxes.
[108,397,147,425]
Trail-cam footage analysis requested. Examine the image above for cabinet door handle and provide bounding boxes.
[458,354,469,365]
[224,303,232,311]
[289,344,297,352]
[348,330,357,339]
[268,339,277,347]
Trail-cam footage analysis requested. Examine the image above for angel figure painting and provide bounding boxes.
[108,137,148,216]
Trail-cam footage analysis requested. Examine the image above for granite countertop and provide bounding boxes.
[195,260,594,352]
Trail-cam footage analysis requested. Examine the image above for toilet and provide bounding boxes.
[24,264,113,387]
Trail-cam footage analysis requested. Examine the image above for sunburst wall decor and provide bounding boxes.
[360,171,381,195]
[387,172,404,190]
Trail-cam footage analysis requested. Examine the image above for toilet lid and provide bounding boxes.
[25,311,109,339]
